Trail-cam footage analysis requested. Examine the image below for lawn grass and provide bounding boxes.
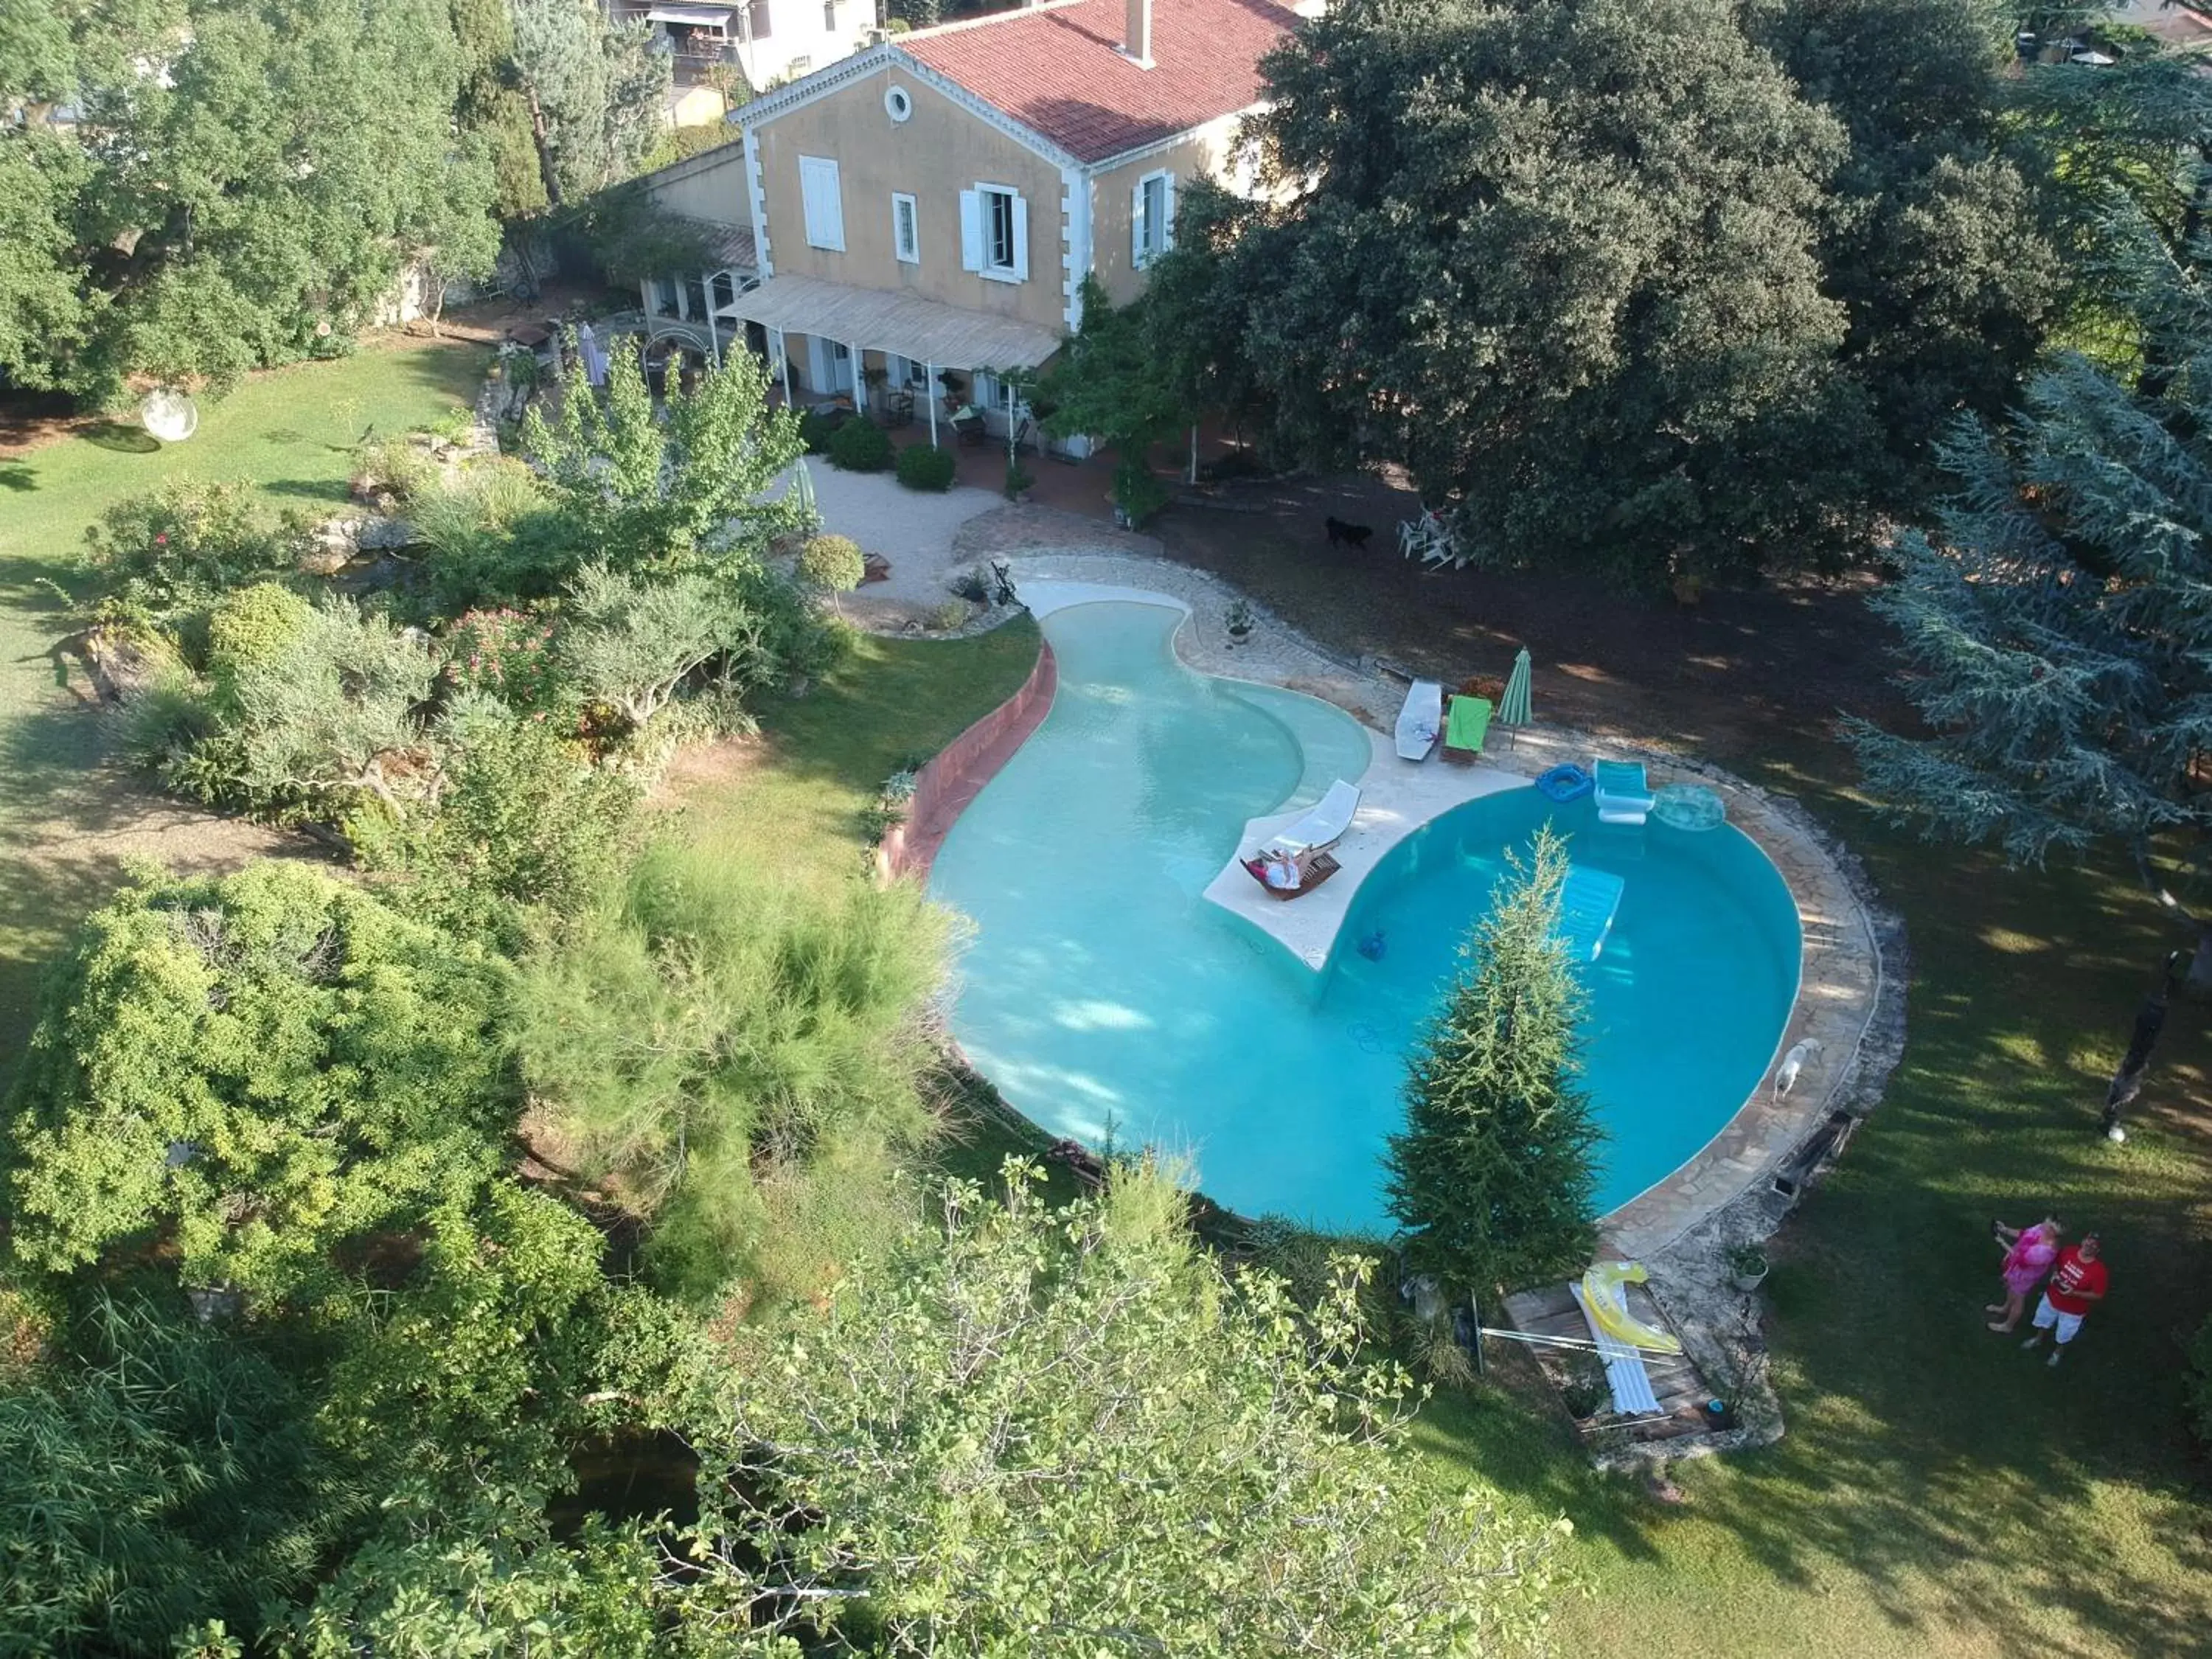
[0,341,490,1068]
[670,613,1042,887]
[1405,745,2212,1658]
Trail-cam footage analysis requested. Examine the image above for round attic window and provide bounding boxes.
[885,83,913,122]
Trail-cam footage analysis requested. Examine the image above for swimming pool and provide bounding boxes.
[929,601,1802,1234]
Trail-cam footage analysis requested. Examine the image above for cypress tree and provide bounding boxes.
[1385,826,1602,1293]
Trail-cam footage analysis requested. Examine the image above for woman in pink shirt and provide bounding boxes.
[1986,1217,2061,1332]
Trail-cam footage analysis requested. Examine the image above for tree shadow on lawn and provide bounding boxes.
[0,462,32,493]
[259,476,358,506]
[79,420,160,455]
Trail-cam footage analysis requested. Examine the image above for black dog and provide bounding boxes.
[1324,515,1374,550]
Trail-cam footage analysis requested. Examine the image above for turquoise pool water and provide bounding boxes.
[929,602,1802,1233]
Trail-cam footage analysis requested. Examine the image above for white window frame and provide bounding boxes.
[799,156,845,252]
[1133,169,1175,268]
[960,182,1028,283]
[891,191,919,265]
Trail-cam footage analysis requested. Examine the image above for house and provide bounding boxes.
[633,0,1302,448]
[613,0,872,99]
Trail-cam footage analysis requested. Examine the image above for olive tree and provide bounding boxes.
[680,1161,1574,1655]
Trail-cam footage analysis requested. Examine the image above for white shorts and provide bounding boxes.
[2032,1295,2084,1344]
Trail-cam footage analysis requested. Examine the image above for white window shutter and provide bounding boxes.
[799,156,844,251]
[1161,174,1176,252]
[1131,181,1146,267]
[960,189,983,272]
[1010,192,1029,282]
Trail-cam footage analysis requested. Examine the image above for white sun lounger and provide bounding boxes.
[1395,681,1443,761]
[1265,779,1361,856]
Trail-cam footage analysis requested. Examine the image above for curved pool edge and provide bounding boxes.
[938,568,1894,1260]
[876,636,1057,884]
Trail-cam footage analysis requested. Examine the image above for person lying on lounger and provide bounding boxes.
[1262,849,1303,891]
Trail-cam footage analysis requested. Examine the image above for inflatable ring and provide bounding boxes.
[1651,782,1727,832]
[1535,764,1593,802]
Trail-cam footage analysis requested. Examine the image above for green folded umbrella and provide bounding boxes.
[1499,647,1534,728]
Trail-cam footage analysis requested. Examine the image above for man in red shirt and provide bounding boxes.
[2021,1232,2108,1367]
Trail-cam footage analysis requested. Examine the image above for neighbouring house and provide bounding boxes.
[631,0,1304,452]
[611,0,872,99]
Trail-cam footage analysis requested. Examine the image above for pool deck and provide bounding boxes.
[1201,731,1531,970]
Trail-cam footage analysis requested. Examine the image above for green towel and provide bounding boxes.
[1446,695,1493,752]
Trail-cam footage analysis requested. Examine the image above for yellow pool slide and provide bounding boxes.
[1579,1261,1682,1354]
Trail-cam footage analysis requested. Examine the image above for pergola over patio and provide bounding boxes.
[723,274,1064,448]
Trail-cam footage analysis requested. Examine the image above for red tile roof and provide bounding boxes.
[899,0,1297,164]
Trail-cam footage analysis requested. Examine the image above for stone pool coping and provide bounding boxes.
[975,557,1896,1265]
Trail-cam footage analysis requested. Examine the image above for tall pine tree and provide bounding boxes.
[1385,827,1601,1294]
[1847,309,2212,873]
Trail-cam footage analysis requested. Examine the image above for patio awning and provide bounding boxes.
[724,274,1064,369]
[647,4,732,24]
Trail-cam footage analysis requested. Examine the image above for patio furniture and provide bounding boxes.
[885,388,916,428]
[1593,759,1656,826]
[950,403,990,447]
[1556,866,1627,962]
[1395,680,1443,761]
[860,553,891,585]
[1241,849,1342,900]
[1265,779,1361,856]
[1441,695,1493,764]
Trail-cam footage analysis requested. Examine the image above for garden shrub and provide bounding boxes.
[352,432,439,501]
[441,606,568,715]
[1004,459,1034,500]
[83,479,296,623]
[927,599,971,633]
[3,862,510,1301]
[796,533,866,597]
[799,408,840,454]
[828,415,894,473]
[947,567,990,604]
[351,698,640,932]
[205,581,315,706]
[170,599,437,821]
[561,564,763,730]
[410,459,566,611]
[109,668,217,779]
[895,443,957,493]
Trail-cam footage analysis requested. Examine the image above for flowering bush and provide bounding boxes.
[442,608,567,714]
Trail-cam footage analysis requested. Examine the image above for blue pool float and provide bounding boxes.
[1535,764,1593,803]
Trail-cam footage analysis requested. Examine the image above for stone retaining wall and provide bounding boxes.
[877,637,1057,883]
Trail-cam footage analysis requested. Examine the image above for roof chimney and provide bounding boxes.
[1121,0,1154,68]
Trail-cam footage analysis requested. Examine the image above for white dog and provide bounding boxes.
[1773,1038,1824,1098]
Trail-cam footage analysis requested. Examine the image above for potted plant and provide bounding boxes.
[1225,599,1256,644]
[1727,1242,1770,1292]
[860,363,888,413]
